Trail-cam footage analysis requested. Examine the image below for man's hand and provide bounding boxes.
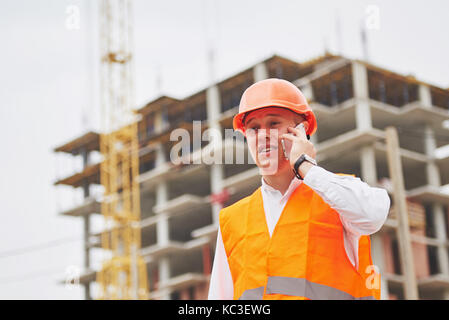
[281,124,316,177]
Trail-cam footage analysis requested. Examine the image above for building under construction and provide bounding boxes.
[53,53,449,300]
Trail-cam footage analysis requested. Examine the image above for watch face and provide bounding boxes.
[304,155,317,165]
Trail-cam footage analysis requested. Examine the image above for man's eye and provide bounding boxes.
[270,122,279,126]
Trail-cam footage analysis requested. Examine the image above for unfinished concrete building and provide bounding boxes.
[54,53,449,300]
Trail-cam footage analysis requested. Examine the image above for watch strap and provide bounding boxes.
[293,154,307,180]
[293,154,316,180]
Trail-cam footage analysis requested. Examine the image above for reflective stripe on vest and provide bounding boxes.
[239,287,265,300]
[239,277,376,300]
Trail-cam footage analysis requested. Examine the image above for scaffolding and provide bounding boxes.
[96,0,148,300]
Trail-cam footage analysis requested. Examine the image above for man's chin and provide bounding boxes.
[257,156,292,175]
[256,157,285,176]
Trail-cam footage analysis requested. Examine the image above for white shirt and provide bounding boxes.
[208,165,390,300]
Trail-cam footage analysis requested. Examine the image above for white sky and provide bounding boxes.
[0,0,448,299]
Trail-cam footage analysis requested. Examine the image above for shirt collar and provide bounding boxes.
[261,175,302,201]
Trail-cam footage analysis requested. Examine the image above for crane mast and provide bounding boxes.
[96,0,148,300]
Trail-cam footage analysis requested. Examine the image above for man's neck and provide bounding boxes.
[262,168,295,196]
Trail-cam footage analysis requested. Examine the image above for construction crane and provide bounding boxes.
[96,0,148,299]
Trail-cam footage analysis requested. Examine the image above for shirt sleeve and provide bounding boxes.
[208,225,234,300]
[303,165,390,236]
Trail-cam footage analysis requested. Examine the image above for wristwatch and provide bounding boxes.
[293,154,317,180]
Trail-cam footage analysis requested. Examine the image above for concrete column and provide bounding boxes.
[206,85,224,224]
[154,110,165,134]
[426,160,441,188]
[253,62,268,82]
[153,128,171,298]
[371,233,389,300]
[156,180,170,299]
[83,214,91,300]
[158,258,171,299]
[82,181,90,199]
[434,204,449,275]
[419,85,432,108]
[154,125,169,247]
[82,147,91,299]
[81,148,90,199]
[156,184,169,247]
[83,215,91,268]
[206,85,221,127]
[210,165,223,224]
[82,148,89,167]
[424,125,441,187]
[423,125,449,277]
[360,144,377,186]
[352,62,372,131]
[84,284,91,300]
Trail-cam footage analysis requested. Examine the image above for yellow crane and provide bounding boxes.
[96,0,148,299]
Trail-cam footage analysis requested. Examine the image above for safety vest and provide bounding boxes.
[219,179,381,300]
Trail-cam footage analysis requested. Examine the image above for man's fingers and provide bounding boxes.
[281,133,296,141]
[287,126,307,140]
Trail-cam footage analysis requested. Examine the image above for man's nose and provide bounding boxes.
[257,127,268,140]
[257,128,279,143]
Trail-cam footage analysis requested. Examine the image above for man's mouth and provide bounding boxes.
[258,144,278,155]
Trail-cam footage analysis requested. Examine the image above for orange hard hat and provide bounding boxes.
[233,78,317,136]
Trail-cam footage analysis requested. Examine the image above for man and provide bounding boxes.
[208,78,390,300]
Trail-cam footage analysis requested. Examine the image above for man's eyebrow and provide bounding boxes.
[245,113,283,126]
[264,114,284,118]
[245,117,256,126]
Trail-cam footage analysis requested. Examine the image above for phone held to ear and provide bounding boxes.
[281,123,306,160]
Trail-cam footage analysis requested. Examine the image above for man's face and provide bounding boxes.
[244,107,307,175]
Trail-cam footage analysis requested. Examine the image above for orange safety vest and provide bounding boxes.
[219,179,381,300]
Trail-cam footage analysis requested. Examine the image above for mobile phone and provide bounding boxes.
[281,123,306,160]
[296,123,306,136]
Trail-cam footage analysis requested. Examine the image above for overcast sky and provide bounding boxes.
[1,0,448,299]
